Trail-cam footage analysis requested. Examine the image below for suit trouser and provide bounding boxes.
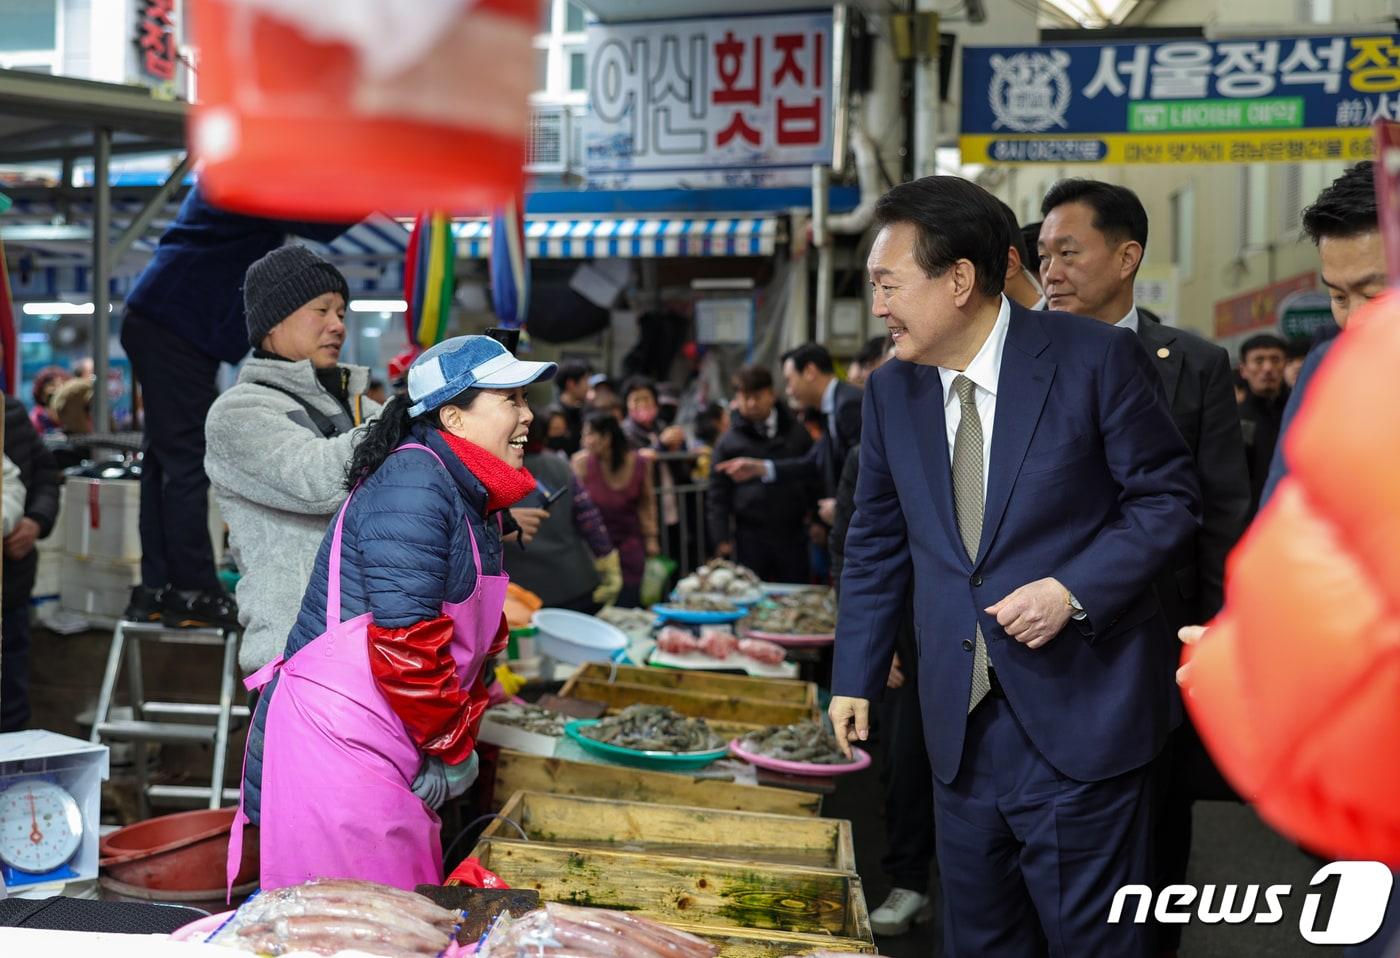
[121,314,221,592]
[880,671,937,890]
[1153,711,1239,950]
[734,527,809,584]
[935,689,1153,958]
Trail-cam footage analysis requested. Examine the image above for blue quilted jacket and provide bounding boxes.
[241,423,503,823]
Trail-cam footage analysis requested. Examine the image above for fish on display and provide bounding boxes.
[485,702,570,736]
[740,721,856,765]
[580,704,721,753]
[742,589,836,635]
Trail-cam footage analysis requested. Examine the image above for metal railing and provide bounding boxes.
[644,449,712,580]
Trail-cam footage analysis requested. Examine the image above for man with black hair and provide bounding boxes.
[831,175,1199,957]
[993,199,1043,309]
[1263,162,1385,505]
[713,343,861,502]
[1040,178,1251,957]
[847,335,890,388]
[1283,337,1312,389]
[549,360,592,455]
[708,365,816,582]
[1237,332,1289,516]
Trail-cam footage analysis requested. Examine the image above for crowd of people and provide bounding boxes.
[0,157,1384,952]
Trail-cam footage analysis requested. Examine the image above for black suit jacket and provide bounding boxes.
[1136,310,1251,627]
[773,379,863,497]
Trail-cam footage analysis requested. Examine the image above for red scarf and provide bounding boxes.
[437,431,537,513]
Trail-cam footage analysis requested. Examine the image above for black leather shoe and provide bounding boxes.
[122,585,167,623]
[161,589,240,630]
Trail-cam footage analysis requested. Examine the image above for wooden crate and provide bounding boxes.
[566,662,817,708]
[485,791,855,871]
[491,750,820,816]
[562,677,815,726]
[471,839,873,951]
[698,928,876,956]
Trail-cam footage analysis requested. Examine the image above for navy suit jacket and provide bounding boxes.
[834,302,1202,784]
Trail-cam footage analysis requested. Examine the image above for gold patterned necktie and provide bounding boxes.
[952,375,991,713]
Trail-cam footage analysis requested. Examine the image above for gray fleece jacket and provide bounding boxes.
[205,357,381,673]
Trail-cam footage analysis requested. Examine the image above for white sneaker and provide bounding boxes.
[870,886,933,937]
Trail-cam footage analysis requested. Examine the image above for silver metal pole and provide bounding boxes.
[112,153,191,262]
[93,126,112,434]
[831,3,851,176]
[812,165,832,344]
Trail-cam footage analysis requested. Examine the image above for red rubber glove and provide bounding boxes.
[368,616,481,766]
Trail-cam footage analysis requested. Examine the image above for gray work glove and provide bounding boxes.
[410,756,449,809]
[444,751,480,800]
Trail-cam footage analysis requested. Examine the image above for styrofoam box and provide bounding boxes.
[476,713,562,757]
[0,731,110,887]
[59,554,141,620]
[58,479,226,565]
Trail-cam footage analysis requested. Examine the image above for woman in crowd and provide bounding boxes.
[228,335,556,891]
[572,411,658,608]
[29,367,69,436]
[506,409,622,612]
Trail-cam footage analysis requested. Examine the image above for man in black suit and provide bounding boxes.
[713,344,862,508]
[1038,179,1251,957]
[708,364,818,583]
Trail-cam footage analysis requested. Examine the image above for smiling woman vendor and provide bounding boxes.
[227,336,556,892]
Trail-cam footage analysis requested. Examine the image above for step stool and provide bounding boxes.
[89,619,249,817]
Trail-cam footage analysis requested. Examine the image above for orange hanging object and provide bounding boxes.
[190,0,537,220]
[1182,290,1400,865]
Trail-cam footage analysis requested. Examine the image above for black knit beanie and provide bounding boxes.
[243,245,350,349]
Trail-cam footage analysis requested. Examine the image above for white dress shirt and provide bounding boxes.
[1115,305,1140,335]
[937,295,1012,490]
[761,377,839,483]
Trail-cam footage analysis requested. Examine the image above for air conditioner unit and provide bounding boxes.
[527,106,569,173]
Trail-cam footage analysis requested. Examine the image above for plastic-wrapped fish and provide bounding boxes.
[479,903,717,958]
[740,721,855,765]
[580,704,721,752]
[211,878,461,956]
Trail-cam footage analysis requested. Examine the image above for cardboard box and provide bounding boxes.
[59,554,141,621]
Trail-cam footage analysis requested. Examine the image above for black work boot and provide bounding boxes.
[122,585,167,623]
[161,588,240,630]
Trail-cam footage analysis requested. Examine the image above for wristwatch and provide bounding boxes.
[1066,590,1088,621]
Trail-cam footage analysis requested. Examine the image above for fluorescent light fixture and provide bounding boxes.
[23,302,94,315]
[349,299,408,313]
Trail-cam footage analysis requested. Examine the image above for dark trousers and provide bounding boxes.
[935,691,1153,958]
[735,527,809,584]
[1153,712,1239,950]
[881,674,937,890]
[121,314,221,591]
[1,604,32,731]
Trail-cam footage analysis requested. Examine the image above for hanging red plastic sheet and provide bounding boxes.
[191,0,538,220]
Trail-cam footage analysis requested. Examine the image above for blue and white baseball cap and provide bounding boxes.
[407,335,557,417]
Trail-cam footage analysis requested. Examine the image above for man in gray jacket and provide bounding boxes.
[205,246,381,674]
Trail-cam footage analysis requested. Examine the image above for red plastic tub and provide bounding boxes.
[99,807,257,893]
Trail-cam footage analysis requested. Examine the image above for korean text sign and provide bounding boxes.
[960,34,1400,165]
[585,11,832,189]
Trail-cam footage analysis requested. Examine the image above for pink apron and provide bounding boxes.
[226,443,509,894]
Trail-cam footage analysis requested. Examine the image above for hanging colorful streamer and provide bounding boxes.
[403,211,456,350]
[490,199,529,329]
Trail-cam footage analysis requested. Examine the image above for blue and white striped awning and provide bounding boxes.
[455,216,780,260]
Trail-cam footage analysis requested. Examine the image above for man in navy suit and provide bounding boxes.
[830,176,1201,956]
